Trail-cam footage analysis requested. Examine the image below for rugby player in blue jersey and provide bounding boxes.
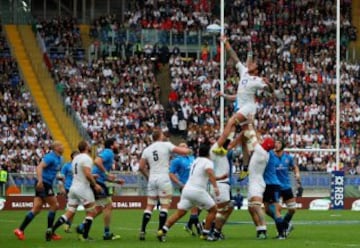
[263,146,288,239]
[273,140,301,236]
[14,141,64,241]
[92,138,124,240]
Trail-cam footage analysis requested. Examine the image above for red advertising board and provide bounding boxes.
[0,196,358,211]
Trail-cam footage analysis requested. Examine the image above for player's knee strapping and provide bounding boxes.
[67,205,77,213]
[85,204,97,214]
[216,212,225,220]
[216,201,234,220]
[248,201,262,208]
[148,198,158,205]
[244,130,258,152]
[219,200,235,212]
[286,201,297,209]
[159,197,172,205]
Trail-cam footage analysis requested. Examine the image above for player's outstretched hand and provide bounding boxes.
[107,173,116,181]
[36,181,44,191]
[214,186,220,197]
[115,179,125,185]
[246,114,255,123]
[220,35,229,43]
[216,91,224,98]
[94,183,103,193]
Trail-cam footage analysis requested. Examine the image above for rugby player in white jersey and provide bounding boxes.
[213,36,274,158]
[157,142,220,242]
[138,129,192,241]
[229,122,275,239]
[209,138,234,240]
[51,141,102,241]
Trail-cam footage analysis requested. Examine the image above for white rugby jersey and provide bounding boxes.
[71,153,93,187]
[248,144,269,178]
[236,62,267,107]
[210,144,230,183]
[185,157,214,190]
[141,141,175,178]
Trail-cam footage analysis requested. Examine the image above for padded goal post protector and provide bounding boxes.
[330,170,345,209]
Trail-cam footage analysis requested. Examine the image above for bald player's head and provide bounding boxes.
[178,143,188,148]
[52,140,64,156]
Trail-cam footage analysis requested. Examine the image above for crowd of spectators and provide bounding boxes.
[3,0,359,176]
[34,17,85,62]
[0,24,54,175]
[124,0,214,31]
[51,54,165,172]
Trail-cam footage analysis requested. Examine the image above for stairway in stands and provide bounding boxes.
[4,25,79,160]
[157,63,171,107]
[79,25,92,60]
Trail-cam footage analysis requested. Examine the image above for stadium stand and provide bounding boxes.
[3,0,359,178]
[28,0,358,175]
[0,23,54,175]
[34,17,85,61]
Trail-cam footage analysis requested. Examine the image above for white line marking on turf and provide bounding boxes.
[305,241,360,247]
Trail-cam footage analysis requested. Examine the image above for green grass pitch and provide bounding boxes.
[1,209,360,248]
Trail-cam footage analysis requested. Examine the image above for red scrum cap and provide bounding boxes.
[261,137,275,151]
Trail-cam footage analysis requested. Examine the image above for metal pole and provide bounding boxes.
[82,0,86,24]
[220,0,225,132]
[73,0,77,19]
[335,0,340,169]
[90,0,94,22]
[121,0,125,23]
[44,0,47,20]
[13,0,17,24]
[58,0,61,17]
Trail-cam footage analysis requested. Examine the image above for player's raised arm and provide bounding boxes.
[222,36,240,64]
[217,91,237,101]
[245,40,254,68]
[172,145,192,156]
[263,77,275,93]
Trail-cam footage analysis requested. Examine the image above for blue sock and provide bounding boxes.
[275,217,285,235]
[48,211,56,229]
[104,227,110,236]
[20,211,35,231]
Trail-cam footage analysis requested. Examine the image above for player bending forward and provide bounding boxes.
[157,142,220,242]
